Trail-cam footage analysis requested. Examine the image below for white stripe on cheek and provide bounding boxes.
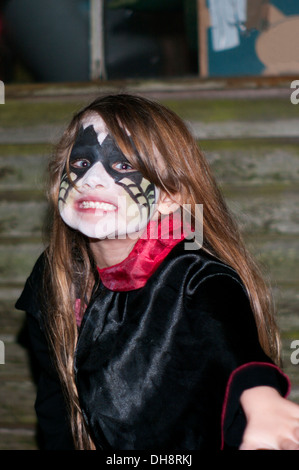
[70,171,77,182]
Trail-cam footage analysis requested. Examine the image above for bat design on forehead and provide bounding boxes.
[59,125,156,217]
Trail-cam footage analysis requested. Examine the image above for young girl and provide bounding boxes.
[16,94,299,450]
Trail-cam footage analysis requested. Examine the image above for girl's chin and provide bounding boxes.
[76,224,146,241]
[76,208,118,220]
[61,210,148,239]
[61,208,118,228]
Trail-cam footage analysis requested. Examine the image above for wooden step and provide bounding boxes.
[0,145,49,191]
[1,96,299,143]
[0,188,298,240]
[0,201,46,239]
[0,426,37,450]
[2,93,298,130]
[246,235,299,282]
[0,243,44,285]
[1,139,299,187]
[0,234,298,286]
[203,139,299,187]
[226,186,299,236]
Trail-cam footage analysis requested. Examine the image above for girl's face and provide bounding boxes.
[58,115,158,239]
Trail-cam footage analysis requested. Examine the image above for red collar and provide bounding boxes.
[97,214,186,292]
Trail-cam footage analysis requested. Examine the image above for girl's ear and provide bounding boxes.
[156,192,181,215]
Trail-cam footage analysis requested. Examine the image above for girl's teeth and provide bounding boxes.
[79,201,115,210]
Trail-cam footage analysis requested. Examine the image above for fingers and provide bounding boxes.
[280,425,299,449]
[239,434,299,451]
[239,443,253,450]
[280,425,299,450]
[280,438,299,450]
[239,442,273,451]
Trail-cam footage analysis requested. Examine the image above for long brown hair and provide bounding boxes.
[44,93,281,449]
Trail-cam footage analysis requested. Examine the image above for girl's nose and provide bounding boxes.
[79,161,113,189]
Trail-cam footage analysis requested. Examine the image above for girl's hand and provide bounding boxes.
[239,386,299,450]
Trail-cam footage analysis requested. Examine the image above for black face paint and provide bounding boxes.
[69,125,144,184]
[59,125,156,214]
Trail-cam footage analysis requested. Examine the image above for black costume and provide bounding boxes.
[15,217,289,450]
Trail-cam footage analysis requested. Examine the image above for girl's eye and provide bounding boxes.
[71,159,91,169]
[112,162,135,172]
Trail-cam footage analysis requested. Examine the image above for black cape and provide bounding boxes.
[15,241,289,450]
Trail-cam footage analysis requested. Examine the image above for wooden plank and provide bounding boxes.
[0,427,37,450]
[197,0,209,77]
[90,0,107,80]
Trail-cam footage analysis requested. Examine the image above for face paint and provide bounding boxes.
[58,117,157,239]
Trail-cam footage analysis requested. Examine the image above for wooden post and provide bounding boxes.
[197,0,208,78]
[90,0,107,80]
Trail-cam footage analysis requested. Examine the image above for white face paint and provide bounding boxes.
[58,115,158,239]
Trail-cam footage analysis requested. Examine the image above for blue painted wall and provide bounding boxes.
[208,0,299,77]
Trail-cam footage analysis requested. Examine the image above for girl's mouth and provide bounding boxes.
[76,198,117,212]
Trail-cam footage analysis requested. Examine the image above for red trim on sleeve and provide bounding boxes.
[220,362,291,450]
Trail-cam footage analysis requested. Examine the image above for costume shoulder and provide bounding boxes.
[15,251,47,318]
[166,242,264,360]
[167,240,245,296]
